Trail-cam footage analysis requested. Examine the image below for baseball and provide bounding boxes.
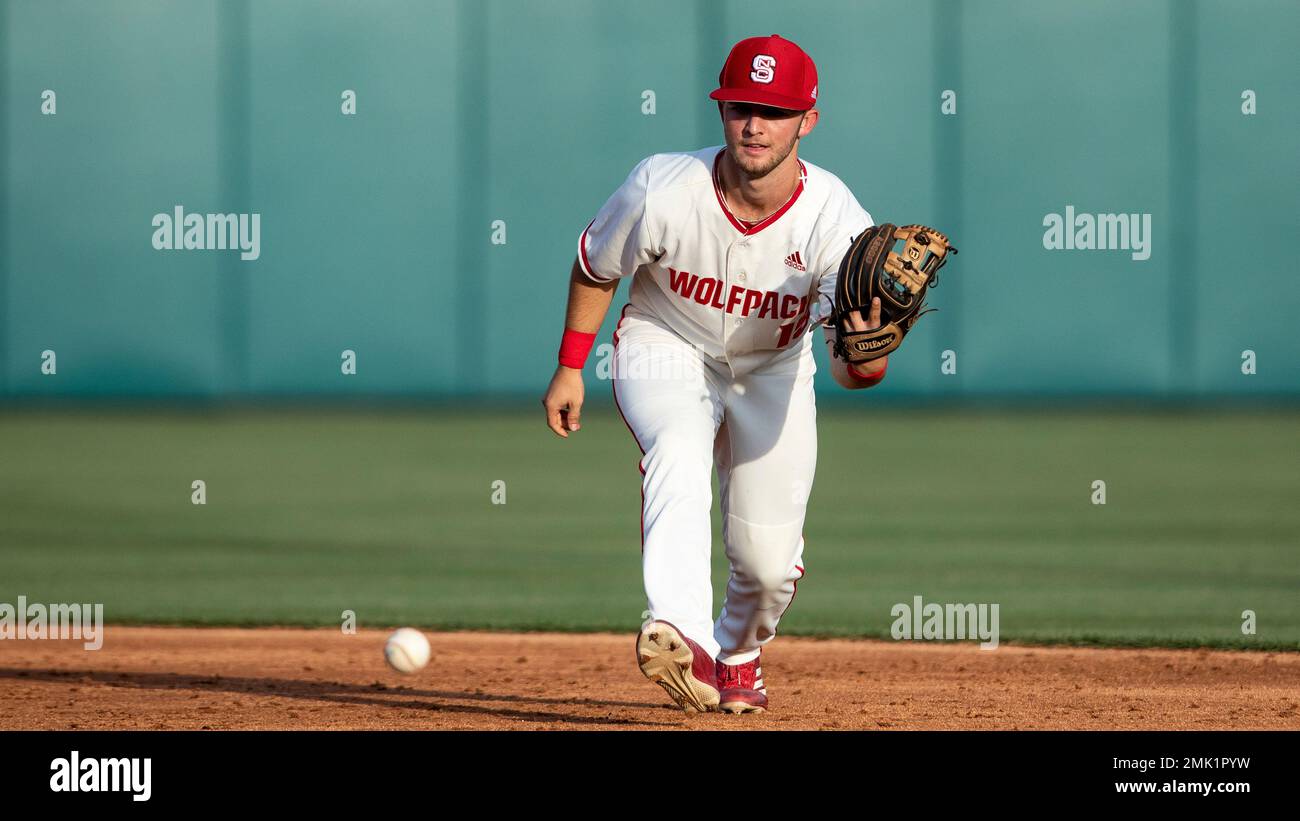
[383,628,431,673]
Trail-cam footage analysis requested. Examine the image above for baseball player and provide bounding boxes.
[542,34,887,714]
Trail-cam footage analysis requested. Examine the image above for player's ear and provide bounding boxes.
[799,108,819,138]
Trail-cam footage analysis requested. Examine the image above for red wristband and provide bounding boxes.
[558,328,598,369]
[847,360,887,382]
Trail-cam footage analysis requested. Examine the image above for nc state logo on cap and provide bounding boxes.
[710,34,819,111]
[750,54,776,84]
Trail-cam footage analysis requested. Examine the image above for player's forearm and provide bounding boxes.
[845,356,887,389]
[829,354,857,389]
[831,355,885,389]
[564,257,618,333]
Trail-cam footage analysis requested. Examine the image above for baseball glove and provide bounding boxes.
[831,223,958,364]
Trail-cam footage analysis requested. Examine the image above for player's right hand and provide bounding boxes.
[542,366,585,438]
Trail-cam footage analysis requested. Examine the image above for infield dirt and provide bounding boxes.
[1,627,1296,730]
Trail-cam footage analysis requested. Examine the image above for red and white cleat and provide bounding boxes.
[716,652,768,714]
[636,620,720,713]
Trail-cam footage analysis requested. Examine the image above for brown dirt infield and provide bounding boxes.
[1,627,1296,730]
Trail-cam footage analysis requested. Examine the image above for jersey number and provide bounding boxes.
[776,311,810,348]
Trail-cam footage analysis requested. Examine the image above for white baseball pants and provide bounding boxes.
[612,316,814,664]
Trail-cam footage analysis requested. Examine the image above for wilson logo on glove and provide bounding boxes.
[852,334,897,353]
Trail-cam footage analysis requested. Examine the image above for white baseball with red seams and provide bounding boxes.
[578,145,872,664]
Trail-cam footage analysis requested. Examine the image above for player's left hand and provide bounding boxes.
[842,296,882,335]
[841,297,888,375]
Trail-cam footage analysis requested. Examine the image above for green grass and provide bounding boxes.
[1,406,1297,650]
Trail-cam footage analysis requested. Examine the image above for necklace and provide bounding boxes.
[714,158,805,227]
[720,191,787,225]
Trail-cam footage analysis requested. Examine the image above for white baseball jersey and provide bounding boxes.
[577,145,873,376]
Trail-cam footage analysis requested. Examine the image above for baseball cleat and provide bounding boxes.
[636,620,720,713]
[716,652,768,714]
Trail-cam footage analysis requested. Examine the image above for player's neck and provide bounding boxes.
[718,150,802,222]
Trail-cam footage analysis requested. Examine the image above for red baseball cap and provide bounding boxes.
[709,34,819,111]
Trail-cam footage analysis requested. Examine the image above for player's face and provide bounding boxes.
[721,101,811,179]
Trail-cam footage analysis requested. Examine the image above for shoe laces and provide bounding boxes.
[717,657,757,689]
